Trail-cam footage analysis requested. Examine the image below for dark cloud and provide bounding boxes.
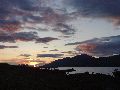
[25,27,49,32]
[40,7,67,24]
[0,34,15,43]
[53,23,75,35]
[0,31,38,43]
[74,35,120,57]
[0,0,37,32]
[0,0,76,36]
[65,42,82,46]
[36,37,59,43]
[58,35,71,38]
[0,20,21,32]
[0,31,60,43]
[50,49,59,52]
[13,32,38,41]
[20,54,31,57]
[37,54,64,58]
[65,0,120,25]
[43,47,48,48]
[66,0,120,17]
[0,45,18,49]
[0,0,34,10]
[39,7,75,35]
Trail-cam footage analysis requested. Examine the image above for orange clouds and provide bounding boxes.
[76,44,96,53]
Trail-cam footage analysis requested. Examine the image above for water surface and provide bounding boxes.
[58,67,120,75]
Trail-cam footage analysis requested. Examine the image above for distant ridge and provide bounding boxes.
[42,54,120,67]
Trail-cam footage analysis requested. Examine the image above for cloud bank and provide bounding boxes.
[0,0,75,35]
[65,0,120,25]
[0,45,18,49]
[37,54,64,58]
[0,31,59,43]
[73,35,120,57]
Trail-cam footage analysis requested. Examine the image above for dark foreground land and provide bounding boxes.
[0,63,120,90]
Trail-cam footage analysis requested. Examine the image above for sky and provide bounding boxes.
[0,0,120,66]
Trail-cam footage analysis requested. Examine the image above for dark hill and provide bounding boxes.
[42,54,120,67]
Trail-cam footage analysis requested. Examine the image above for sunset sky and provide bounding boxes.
[0,0,120,65]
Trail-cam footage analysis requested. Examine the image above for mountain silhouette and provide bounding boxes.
[42,54,120,67]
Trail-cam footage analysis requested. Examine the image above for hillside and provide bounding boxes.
[42,54,120,67]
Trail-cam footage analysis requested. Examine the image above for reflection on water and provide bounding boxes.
[58,67,120,75]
